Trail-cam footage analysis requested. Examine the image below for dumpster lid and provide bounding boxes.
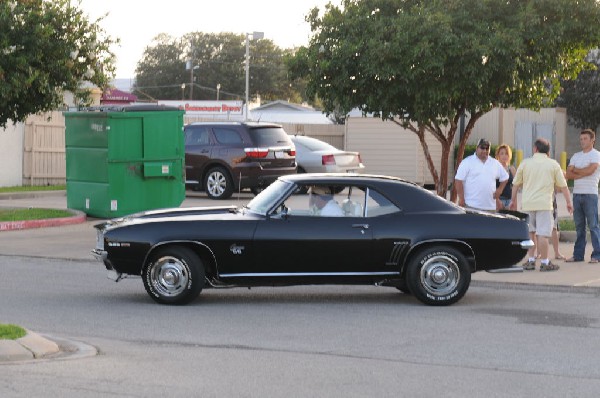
[86,104,181,112]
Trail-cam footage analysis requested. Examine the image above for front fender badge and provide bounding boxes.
[230,244,245,255]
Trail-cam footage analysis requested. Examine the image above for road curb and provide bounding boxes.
[0,330,59,362]
[0,209,86,231]
[0,331,98,364]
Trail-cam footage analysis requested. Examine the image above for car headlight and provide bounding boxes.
[96,230,105,251]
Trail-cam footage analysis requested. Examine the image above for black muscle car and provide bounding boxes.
[93,174,533,306]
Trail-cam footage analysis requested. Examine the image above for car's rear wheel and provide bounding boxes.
[406,246,470,306]
[204,167,233,199]
[143,246,205,305]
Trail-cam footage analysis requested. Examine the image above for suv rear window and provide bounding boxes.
[249,127,292,147]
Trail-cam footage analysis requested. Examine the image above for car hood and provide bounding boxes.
[94,205,243,231]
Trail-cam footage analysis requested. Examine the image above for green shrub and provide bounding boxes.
[558,218,575,231]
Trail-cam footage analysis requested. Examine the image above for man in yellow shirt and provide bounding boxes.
[510,138,573,271]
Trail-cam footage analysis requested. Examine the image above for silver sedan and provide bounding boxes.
[291,135,365,174]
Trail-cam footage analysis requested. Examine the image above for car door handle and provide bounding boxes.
[352,224,369,229]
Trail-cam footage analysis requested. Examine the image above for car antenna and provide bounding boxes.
[237,171,242,204]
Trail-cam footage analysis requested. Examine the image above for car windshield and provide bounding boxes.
[245,180,294,215]
[295,137,336,151]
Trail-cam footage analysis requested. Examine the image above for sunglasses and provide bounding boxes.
[478,145,490,150]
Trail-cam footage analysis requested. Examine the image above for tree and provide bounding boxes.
[555,50,600,130]
[133,34,186,101]
[134,32,302,102]
[292,0,600,196]
[0,0,117,128]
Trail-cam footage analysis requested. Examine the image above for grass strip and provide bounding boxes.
[0,324,26,340]
[0,208,73,222]
[0,185,65,193]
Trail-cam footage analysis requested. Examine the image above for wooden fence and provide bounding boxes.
[20,114,344,186]
[23,112,66,186]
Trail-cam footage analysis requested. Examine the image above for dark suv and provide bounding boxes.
[184,122,297,199]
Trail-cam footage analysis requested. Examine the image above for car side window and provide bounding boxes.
[213,128,244,144]
[365,188,399,217]
[279,185,364,218]
[185,127,210,145]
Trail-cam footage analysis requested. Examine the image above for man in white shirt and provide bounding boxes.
[308,186,344,217]
[455,138,509,212]
[565,129,600,263]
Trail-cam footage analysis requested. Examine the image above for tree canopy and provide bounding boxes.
[134,32,305,103]
[292,0,600,195]
[555,50,600,130]
[0,0,117,128]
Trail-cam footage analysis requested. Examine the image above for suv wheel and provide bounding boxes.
[204,167,233,199]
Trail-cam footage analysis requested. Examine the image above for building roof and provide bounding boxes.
[252,100,316,112]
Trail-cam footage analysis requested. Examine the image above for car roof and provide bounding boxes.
[186,121,283,128]
[281,173,411,185]
[280,173,458,212]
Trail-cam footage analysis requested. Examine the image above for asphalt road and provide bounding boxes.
[1,255,600,397]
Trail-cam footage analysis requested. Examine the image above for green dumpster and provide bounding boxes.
[64,105,185,218]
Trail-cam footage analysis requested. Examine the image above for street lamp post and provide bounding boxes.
[245,31,263,121]
[216,83,221,101]
[181,84,185,100]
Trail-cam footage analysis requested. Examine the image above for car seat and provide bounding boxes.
[342,199,363,217]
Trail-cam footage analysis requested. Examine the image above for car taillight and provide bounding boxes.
[322,154,336,165]
[288,149,296,156]
[244,148,269,158]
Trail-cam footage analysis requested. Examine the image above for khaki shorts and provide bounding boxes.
[526,210,553,237]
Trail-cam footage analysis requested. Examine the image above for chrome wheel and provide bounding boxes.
[207,171,227,197]
[148,256,189,298]
[204,167,233,199]
[143,246,205,305]
[406,246,470,306]
[419,254,460,296]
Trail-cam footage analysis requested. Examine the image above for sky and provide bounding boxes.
[79,0,335,79]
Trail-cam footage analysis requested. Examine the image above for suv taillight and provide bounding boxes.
[322,154,336,165]
[244,148,269,158]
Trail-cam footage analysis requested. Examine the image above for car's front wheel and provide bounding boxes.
[143,246,205,305]
[204,167,233,199]
[406,246,470,306]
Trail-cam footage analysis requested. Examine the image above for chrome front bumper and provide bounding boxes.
[520,239,535,249]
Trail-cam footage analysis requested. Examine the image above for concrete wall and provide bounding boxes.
[347,107,568,186]
[346,117,446,185]
[0,122,24,187]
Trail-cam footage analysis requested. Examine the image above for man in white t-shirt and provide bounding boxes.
[455,138,509,212]
[565,129,600,263]
[308,186,344,217]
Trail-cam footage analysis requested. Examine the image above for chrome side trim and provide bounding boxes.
[219,271,400,278]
